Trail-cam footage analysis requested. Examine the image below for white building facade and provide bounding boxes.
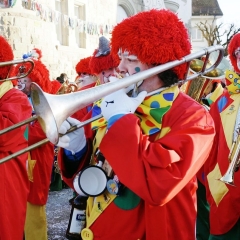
[1,0,211,80]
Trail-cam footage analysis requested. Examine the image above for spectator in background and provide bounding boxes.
[75,56,96,90]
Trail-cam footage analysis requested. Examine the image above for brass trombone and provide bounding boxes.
[0,45,224,164]
[0,58,35,82]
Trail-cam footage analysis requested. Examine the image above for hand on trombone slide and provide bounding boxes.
[57,117,86,155]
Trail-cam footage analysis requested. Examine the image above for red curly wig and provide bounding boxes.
[75,57,92,75]
[89,49,119,75]
[0,36,14,81]
[110,9,191,79]
[228,33,240,72]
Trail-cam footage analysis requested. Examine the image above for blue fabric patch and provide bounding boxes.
[149,128,160,135]
[150,101,160,108]
[107,114,125,129]
[87,105,92,113]
[92,105,102,117]
[64,144,87,161]
[217,96,227,113]
[163,92,174,101]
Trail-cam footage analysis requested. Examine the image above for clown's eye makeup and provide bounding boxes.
[235,50,240,57]
[234,47,240,57]
[102,71,105,75]
[127,55,138,60]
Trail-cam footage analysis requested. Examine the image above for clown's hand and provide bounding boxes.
[100,88,147,124]
[57,117,86,155]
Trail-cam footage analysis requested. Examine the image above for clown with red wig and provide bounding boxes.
[203,33,240,239]
[0,36,32,240]
[75,56,96,90]
[54,10,215,239]
[15,50,61,240]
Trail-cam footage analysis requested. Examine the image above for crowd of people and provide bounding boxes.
[0,7,240,240]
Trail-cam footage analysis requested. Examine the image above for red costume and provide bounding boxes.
[57,10,215,240]
[205,87,240,234]
[14,51,57,240]
[60,92,215,240]
[204,33,240,236]
[0,36,32,240]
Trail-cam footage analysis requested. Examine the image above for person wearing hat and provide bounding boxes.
[203,33,240,240]
[15,49,59,240]
[69,36,118,122]
[0,36,32,240]
[75,56,96,90]
[89,36,119,85]
[53,9,215,239]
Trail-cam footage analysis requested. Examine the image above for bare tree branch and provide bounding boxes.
[195,19,240,56]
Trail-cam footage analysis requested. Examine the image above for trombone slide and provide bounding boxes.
[31,45,224,145]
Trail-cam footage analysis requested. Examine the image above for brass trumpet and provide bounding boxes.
[0,58,34,82]
[57,80,78,94]
[0,45,224,164]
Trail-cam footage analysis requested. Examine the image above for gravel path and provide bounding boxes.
[46,188,74,240]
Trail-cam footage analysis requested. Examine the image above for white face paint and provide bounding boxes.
[98,68,116,84]
[75,74,95,89]
[235,47,240,71]
[117,49,144,93]
[117,49,163,93]
[17,77,32,95]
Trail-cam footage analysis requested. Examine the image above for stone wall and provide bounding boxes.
[0,0,118,81]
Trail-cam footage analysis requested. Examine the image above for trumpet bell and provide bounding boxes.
[219,174,235,187]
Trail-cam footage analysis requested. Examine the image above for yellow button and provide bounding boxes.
[81,228,94,240]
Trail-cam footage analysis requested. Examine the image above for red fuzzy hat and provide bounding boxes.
[75,56,92,75]
[89,36,119,75]
[111,9,191,79]
[228,33,240,72]
[0,36,14,81]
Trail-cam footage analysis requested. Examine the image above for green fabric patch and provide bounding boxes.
[113,187,141,210]
[24,125,29,141]
[150,106,170,123]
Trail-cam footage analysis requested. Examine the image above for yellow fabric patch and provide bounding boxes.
[27,152,36,182]
[0,81,13,98]
[86,191,116,228]
[220,94,240,149]
[24,202,47,240]
[209,83,224,103]
[225,70,240,95]
[207,163,229,206]
[159,127,171,138]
